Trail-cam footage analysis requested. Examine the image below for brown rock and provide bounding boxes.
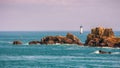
[85,27,120,47]
[66,33,82,44]
[13,41,22,45]
[29,41,41,45]
[91,27,104,36]
[40,33,83,45]
[66,32,80,41]
[41,36,59,44]
[103,28,114,37]
[64,38,73,44]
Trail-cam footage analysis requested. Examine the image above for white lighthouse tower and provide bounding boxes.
[80,26,83,34]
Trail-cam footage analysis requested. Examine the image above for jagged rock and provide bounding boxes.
[103,28,114,37]
[40,33,83,45]
[85,27,120,47]
[29,41,41,45]
[91,27,104,36]
[13,41,22,45]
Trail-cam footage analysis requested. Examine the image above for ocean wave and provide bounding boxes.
[92,50,120,55]
[89,64,120,68]
[93,50,100,54]
[0,55,119,66]
[112,52,120,54]
[22,43,29,45]
[0,55,118,60]
[0,40,27,45]
[0,55,119,68]
[0,41,12,44]
[47,44,77,46]
[95,46,120,49]
[0,55,95,60]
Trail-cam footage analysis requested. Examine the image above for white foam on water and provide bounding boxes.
[102,47,120,49]
[22,43,41,45]
[0,41,12,44]
[95,46,120,49]
[47,43,78,46]
[0,41,13,44]
[112,52,120,54]
[55,43,61,45]
[93,50,100,54]
[23,43,29,45]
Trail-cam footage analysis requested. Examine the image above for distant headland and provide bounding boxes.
[13,27,120,48]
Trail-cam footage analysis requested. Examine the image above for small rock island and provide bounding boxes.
[85,27,120,47]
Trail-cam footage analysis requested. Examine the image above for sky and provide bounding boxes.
[0,0,120,31]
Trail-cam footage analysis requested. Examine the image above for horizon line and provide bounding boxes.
[0,30,119,32]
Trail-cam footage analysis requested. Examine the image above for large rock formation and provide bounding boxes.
[12,33,82,45]
[40,33,83,45]
[13,41,22,45]
[85,27,120,47]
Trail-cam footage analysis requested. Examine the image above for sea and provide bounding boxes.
[0,31,120,68]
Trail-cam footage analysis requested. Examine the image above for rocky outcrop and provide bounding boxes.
[12,33,82,45]
[85,27,120,47]
[40,33,83,45]
[13,41,22,45]
[29,41,41,45]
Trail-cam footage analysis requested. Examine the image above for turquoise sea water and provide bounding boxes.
[0,31,120,68]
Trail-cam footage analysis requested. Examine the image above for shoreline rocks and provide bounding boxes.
[40,33,83,45]
[13,41,22,45]
[12,33,83,45]
[85,27,120,47]
[12,28,120,48]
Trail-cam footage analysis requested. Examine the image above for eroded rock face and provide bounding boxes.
[40,33,83,45]
[13,41,22,45]
[85,27,120,47]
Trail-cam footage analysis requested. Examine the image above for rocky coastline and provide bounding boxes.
[13,27,120,48]
[13,33,83,45]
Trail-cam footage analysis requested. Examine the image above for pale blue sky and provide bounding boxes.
[0,0,120,31]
